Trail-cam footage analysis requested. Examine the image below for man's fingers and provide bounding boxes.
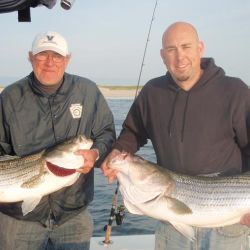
[77,167,92,174]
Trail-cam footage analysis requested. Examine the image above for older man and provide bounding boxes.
[0,31,116,250]
[102,22,250,250]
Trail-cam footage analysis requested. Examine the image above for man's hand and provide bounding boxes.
[75,148,99,174]
[101,149,120,183]
[240,213,250,227]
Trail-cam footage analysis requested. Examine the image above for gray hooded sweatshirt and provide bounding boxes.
[114,58,250,175]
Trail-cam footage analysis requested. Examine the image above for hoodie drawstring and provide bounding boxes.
[181,92,190,142]
[168,89,180,137]
[168,89,190,142]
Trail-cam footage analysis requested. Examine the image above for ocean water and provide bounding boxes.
[89,98,157,237]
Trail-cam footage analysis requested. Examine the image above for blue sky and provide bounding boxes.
[0,0,250,86]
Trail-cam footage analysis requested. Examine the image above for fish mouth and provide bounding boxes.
[110,152,130,164]
[119,152,130,160]
[46,161,76,176]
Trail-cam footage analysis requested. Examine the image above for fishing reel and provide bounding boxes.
[103,204,126,232]
[103,184,126,245]
[115,204,126,226]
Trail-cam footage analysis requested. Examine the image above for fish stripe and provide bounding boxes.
[0,151,45,186]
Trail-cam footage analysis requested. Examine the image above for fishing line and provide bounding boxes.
[103,0,159,245]
[135,0,159,98]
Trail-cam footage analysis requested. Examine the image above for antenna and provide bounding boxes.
[135,0,159,98]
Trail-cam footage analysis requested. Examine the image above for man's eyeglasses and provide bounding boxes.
[34,52,66,63]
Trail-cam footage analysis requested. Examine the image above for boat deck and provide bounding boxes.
[90,234,155,250]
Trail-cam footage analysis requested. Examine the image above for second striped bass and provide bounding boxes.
[109,152,250,241]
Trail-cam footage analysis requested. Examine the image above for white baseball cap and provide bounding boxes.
[31,31,69,56]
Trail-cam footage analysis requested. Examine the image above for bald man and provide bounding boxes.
[102,22,250,250]
[160,22,204,90]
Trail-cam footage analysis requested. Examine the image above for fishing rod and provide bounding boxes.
[102,0,159,245]
[135,0,159,98]
[103,181,125,245]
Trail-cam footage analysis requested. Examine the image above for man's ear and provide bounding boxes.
[160,48,164,60]
[65,54,71,66]
[28,51,33,63]
[199,41,205,57]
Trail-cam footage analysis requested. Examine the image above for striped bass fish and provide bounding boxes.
[109,152,250,241]
[0,135,93,216]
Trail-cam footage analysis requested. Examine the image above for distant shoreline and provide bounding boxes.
[98,85,141,99]
[0,85,142,99]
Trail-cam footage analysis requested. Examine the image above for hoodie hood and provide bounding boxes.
[114,57,249,176]
[166,57,225,93]
[166,58,226,142]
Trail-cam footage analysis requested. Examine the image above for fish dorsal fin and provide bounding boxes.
[0,155,21,161]
[21,196,43,216]
[0,150,45,164]
[171,222,196,241]
[165,197,192,215]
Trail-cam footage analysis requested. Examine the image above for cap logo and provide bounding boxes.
[43,35,57,46]
[47,35,54,41]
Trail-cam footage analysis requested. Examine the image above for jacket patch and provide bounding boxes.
[69,104,83,119]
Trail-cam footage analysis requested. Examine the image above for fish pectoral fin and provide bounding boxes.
[21,196,42,216]
[171,222,195,241]
[165,197,192,214]
[21,174,45,188]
